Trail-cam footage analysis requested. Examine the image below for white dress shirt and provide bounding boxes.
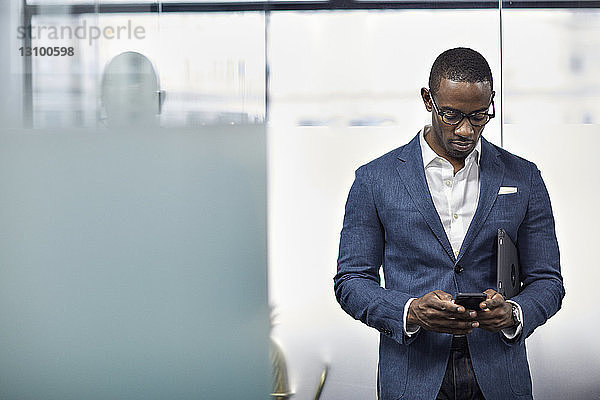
[402,126,522,339]
[420,125,481,258]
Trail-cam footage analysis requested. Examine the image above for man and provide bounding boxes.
[334,48,564,400]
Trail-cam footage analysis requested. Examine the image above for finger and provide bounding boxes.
[415,311,475,329]
[429,291,459,312]
[482,294,505,309]
[448,309,477,320]
[476,310,502,321]
[417,307,467,323]
[453,302,466,314]
[454,311,477,320]
[481,290,504,309]
[433,290,453,302]
[478,304,512,324]
[476,322,493,332]
[478,313,512,328]
[481,289,497,309]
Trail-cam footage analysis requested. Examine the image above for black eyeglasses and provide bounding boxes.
[429,91,495,127]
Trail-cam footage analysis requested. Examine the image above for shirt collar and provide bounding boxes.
[419,125,481,169]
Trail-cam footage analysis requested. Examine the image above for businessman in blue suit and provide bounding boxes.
[334,48,564,400]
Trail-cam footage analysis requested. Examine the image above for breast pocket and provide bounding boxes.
[488,192,525,224]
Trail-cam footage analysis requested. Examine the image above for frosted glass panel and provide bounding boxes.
[27,11,265,128]
[0,125,269,400]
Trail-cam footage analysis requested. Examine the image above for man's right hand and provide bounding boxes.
[407,290,479,335]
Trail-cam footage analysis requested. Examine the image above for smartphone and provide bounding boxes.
[454,293,487,310]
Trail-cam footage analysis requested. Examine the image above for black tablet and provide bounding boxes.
[497,228,521,299]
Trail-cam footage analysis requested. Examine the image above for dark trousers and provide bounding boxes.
[436,336,486,400]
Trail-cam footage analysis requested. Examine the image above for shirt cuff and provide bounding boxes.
[501,300,523,339]
[403,297,421,337]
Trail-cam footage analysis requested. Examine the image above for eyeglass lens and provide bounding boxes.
[442,112,490,126]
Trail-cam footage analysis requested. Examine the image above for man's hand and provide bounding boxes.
[407,290,478,335]
[476,289,514,333]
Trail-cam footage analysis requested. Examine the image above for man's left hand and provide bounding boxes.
[476,289,514,333]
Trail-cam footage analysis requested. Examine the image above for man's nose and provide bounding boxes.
[454,117,475,138]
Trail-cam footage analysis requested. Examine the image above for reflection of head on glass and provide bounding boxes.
[335,47,564,400]
[100,51,165,127]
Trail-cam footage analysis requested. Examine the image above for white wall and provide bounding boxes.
[268,126,414,399]
[504,124,600,399]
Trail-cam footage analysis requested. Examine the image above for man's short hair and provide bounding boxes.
[428,47,493,95]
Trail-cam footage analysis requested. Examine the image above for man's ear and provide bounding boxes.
[421,87,433,112]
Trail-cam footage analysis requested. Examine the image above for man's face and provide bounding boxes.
[422,78,493,162]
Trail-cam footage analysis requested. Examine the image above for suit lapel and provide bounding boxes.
[456,137,504,263]
[396,134,455,262]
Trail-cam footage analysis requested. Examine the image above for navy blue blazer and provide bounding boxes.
[334,132,564,400]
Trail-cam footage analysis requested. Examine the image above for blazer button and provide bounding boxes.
[454,265,464,273]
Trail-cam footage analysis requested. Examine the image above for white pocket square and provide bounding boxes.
[498,186,518,195]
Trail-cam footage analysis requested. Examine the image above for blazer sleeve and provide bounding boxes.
[334,166,416,345]
[510,164,565,344]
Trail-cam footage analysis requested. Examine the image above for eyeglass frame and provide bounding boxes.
[429,90,495,127]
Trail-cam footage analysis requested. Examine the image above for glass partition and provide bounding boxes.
[502,9,600,399]
[2,2,269,399]
[268,9,501,399]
